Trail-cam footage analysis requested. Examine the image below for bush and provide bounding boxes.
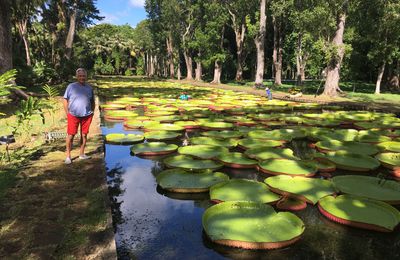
[124,69,133,76]
[33,61,58,84]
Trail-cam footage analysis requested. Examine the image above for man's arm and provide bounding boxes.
[63,98,69,116]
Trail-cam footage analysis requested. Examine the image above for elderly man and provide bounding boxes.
[63,68,95,164]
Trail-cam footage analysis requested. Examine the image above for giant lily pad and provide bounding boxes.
[201,122,234,130]
[104,110,138,121]
[264,175,336,204]
[190,136,238,148]
[316,151,380,171]
[318,129,359,142]
[258,159,317,177]
[318,195,400,232]
[216,152,258,169]
[332,175,400,204]
[144,131,181,141]
[174,120,201,129]
[315,140,379,155]
[377,141,400,153]
[156,169,229,193]
[178,145,228,159]
[163,155,224,171]
[105,133,144,145]
[202,201,305,249]
[237,138,284,150]
[130,142,178,156]
[144,123,185,132]
[247,130,293,141]
[201,130,243,139]
[356,133,392,143]
[375,153,400,169]
[210,179,281,204]
[244,147,297,161]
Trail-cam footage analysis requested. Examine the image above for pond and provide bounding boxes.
[99,82,400,259]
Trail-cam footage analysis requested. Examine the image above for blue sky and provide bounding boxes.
[96,0,147,28]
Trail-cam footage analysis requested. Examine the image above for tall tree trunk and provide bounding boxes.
[272,16,282,86]
[183,51,193,80]
[65,2,77,60]
[177,57,181,80]
[254,0,267,86]
[228,8,246,82]
[211,61,222,84]
[296,33,304,86]
[16,20,32,66]
[195,51,202,81]
[323,3,347,97]
[375,62,385,94]
[0,0,13,74]
[166,34,175,79]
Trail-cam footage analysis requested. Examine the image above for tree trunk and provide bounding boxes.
[234,23,246,81]
[183,51,193,80]
[296,33,303,86]
[254,0,267,86]
[65,1,77,60]
[195,51,202,81]
[323,4,347,97]
[375,62,385,94]
[272,16,283,86]
[166,34,175,79]
[211,61,222,84]
[177,58,181,80]
[16,20,32,66]
[0,0,13,74]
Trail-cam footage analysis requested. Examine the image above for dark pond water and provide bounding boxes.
[101,110,400,260]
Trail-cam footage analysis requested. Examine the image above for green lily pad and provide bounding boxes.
[130,142,178,156]
[318,195,400,232]
[156,169,229,193]
[356,133,392,143]
[247,130,293,141]
[174,121,201,128]
[201,130,243,139]
[244,147,297,161]
[190,136,238,148]
[332,175,400,204]
[163,155,224,171]
[315,140,379,155]
[144,131,181,141]
[144,123,185,132]
[201,122,234,130]
[377,141,400,153]
[258,159,317,177]
[264,175,336,204]
[105,133,144,145]
[317,151,380,171]
[237,138,284,150]
[375,153,400,169]
[210,179,281,203]
[104,110,138,120]
[217,152,258,168]
[100,103,126,110]
[178,145,229,159]
[202,201,305,249]
[124,120,159,129]
[318,129,359,142]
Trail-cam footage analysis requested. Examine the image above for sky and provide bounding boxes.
[96,0,147,28]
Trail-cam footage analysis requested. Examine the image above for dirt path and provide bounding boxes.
[170,79,400,113]
[0,97,116,259]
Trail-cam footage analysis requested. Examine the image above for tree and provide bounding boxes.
[323,1,349,97]
[254,0,267,86]
[0,0,13,74]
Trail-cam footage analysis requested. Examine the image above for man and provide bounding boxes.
[63,68,95,164]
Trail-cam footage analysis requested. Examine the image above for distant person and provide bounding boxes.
[265,86,273,100]
[63,68,95,164]
[179,92,190,101]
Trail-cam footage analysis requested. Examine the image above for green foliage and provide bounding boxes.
[0,70,19,102]
[33,61,58,84]
[13,97,45,135]
[136,56,145,76]
[42,84,59,98]
[124,69,133,76]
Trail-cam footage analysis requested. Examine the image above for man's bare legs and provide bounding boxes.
[79,134,88,156]
[65,134,74,164]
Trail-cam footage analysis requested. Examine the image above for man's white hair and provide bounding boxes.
[76,68,87,75]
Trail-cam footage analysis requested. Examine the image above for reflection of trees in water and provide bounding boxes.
[106,164,125,230]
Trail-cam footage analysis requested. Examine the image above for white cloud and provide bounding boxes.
[98,12,119,24]
[129,0,145,8]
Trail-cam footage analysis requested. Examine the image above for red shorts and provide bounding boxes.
[67,113,93,135]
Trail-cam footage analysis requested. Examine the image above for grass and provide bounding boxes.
[0,169,17,198]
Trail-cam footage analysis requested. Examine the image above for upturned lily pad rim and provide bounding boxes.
[210,179,281,204]
[318,195,400,232]
[105,133,144,145]
[202,201,305,249]
[216,152,258,169]
[163,155,224,171]
[375,152,400,169]
[156,169,229,193]
[258,159,317,177]
[130,142,178,156]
